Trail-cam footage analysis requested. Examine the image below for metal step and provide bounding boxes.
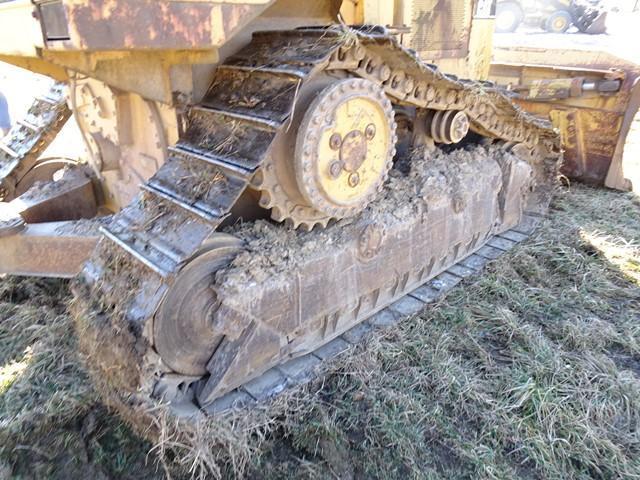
[141,183,221,223]
[178,108,277,172]
[216,63,310,79]
[168,145,254,178]
[16,119,40,132]
[0,142,19,158]
[35,95,60,106]
[104,210,211,278]
[191,105,282,131]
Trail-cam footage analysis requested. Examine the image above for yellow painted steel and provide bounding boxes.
[490,47,640,189]
[340,0,495,81]
[316,97,391,206]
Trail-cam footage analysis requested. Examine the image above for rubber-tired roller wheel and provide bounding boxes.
[544,10,572,33]
[153,234,243,376]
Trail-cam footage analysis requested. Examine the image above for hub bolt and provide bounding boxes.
[329,133,342,150]
[348,172,360,187]
[330,161,342,178]
[365,123,376,140]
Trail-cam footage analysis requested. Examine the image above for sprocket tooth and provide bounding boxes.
[251,170,265,188]
[270,206,286,222]
[259,191,273,209]
[257,77,397,230]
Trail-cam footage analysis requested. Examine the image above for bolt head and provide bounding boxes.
[365,123,376,140]
[330,161,342,178]
[348,172,360,187]
[329,133,342,150]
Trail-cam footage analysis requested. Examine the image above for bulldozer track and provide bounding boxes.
[0,82,70,201]
[73,28,558,419]
[193,216,539,416]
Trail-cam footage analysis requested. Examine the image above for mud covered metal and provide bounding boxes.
[66,29,559,421]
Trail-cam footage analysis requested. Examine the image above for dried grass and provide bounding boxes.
[153,185,640,479]
[1,184,639,479]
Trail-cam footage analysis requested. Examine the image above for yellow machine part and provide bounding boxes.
[2,0,636,193]
[341,0,495,81]
[314,96,391,206]
[491,46,640,191]
[0,0,565,420]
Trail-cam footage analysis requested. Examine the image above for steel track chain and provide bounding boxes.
[74,28,558,416]
[198,216,539,416]
[0,82,71,201]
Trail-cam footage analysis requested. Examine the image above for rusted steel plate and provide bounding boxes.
[13,168,97,224]
[0,221,99,278]
[410,0,472,59]
[54,0,272,50]
[490,60,640,186]
[549,107,624,184]
[605,82,640,191]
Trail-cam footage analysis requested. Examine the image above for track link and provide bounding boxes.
[0,82,70,201]
[73,28,560,422]
[202,216,538,415]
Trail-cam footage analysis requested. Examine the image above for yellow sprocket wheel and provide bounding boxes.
[254,77,397,230]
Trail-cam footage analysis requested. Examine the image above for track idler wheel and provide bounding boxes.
[153,234,243,376]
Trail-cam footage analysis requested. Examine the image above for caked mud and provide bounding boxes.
[219,144,516,290]
[74,140,541,439]
[70,29,559,439]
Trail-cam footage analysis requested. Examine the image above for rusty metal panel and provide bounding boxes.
[12,169,98,224]
[605,82,640,191]
[38,0,273,51]
[511,93,632,185]
[0,221,98,278]
[39,0,70,41]
[490,59,640,186]
[410,0,472,59]
[549,108,623,183]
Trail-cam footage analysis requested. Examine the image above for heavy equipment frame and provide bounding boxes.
[0,0,627,425]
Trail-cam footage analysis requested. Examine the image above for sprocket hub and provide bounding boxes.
[295,78,397,218]
[254,77,396,230]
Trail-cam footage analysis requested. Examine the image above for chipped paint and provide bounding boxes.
[60,0,269,50]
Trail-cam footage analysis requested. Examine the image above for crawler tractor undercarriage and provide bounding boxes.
[37,28,557,418]
[0,83,71,202]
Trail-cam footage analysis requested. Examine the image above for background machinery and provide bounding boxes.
[495,0,608,33]
[0,0,632,426]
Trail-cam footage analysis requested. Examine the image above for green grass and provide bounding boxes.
[1,184,639,479]
[0,278,158,479]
